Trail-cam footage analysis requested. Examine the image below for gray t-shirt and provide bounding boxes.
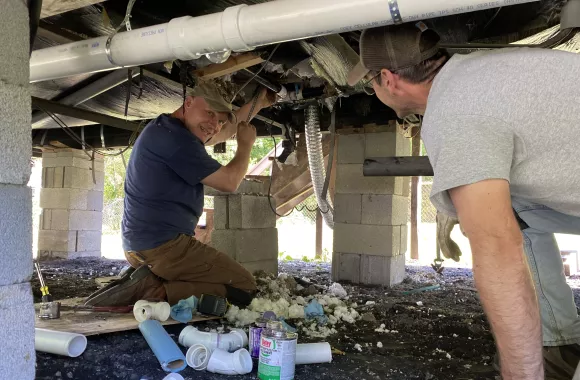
[422,47,580,217]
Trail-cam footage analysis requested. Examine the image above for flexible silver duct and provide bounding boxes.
[305,104,334,229]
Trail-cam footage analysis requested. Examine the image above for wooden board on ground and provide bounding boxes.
[34,298,219,336]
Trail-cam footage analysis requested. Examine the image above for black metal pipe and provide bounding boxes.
[363,156,434,177]
[242,68,283,93]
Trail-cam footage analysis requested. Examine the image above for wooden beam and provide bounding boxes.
[41,0,107,19]
[194,53,264,79]
[410,131,421,261]
[315,210,323,259]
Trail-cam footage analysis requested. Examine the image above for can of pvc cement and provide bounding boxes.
[249,318,268,358]
[258,325,297,380]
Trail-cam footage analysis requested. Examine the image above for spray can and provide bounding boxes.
[258,322,297,380]
[249,318,268,358]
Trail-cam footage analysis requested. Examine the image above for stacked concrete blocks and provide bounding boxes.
[333,124,410,286]
[0,0,35,377]
[209,178,279,275]
[38,149,105,259]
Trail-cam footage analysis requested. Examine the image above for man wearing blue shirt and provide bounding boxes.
[86,81,275,307]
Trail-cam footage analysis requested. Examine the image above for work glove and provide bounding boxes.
[436,211,464,262]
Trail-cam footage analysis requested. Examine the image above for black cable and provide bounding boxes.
[37,107,142,157]
[230,44,281,103]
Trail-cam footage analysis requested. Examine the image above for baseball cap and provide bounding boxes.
[189,80,236,124]
[347,22,441,86]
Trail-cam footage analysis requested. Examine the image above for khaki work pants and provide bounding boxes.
[125,234,257,305]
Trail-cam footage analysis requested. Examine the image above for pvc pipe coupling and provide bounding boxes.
[133,300,171,322]
[179,326,248,352]
[185,344,253,375]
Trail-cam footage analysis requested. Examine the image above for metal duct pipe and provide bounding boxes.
[305,104,333,229]
[32,69,140,128]
[29,0,539,82]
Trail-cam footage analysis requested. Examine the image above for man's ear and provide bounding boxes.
[184,96,195,109]
[380,68,398,92]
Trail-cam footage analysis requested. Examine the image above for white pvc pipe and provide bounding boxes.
[163,374,185,380]
[296,343,332,365]
[206,348,253,375]
[34,328,87,358]
[30,0,539,82]
[179,326,248,353]
[186,344,213,371]
[133,300,171,322]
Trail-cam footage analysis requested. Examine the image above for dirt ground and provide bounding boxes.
[32,258,580,380]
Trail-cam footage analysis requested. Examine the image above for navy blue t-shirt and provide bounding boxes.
[122,114,222,251]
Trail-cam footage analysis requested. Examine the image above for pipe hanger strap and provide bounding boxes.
[388,0,403,24]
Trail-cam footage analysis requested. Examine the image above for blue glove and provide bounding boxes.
[170,296,198,323]
[304,299,328,325]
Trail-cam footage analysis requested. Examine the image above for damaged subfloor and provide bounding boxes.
[33,258,580,380]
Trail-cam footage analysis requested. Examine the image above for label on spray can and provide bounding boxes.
[250,318,268,358]
[258,332,297,380]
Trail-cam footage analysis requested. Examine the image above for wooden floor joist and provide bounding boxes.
[193,53,264,79]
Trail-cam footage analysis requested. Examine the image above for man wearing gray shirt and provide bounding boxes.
[348,23,580,380]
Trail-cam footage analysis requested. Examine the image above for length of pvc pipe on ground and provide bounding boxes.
[34,328,87,358]
[296,343,332,365]
[30,0,539,82]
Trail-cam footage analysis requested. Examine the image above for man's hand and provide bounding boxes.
[449,179,543,380]
[256,88,277,109]
[236,121,257,148]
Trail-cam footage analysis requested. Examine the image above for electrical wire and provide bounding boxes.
[230,44,281,104]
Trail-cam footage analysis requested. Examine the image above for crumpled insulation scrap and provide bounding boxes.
[225,273,360,338]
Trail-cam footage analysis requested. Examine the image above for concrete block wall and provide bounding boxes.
[38,149,105,259]
[332,125,410,286]
[0,1,35,377]
[209,181,278,275]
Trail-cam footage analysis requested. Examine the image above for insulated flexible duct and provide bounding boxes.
[305,104,334,229]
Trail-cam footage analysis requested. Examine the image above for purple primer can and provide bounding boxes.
[250,318,268,358]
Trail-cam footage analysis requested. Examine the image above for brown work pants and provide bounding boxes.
[125,234,257,305]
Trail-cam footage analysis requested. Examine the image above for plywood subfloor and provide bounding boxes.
[35,298,219,336]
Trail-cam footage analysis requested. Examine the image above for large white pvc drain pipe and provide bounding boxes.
[35,328,87,357]
[30,0,538,82]
[179,326,248,352]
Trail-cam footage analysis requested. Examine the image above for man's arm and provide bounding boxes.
[202,122,256,192]
[206,88,276,146]
[449,179,543,380]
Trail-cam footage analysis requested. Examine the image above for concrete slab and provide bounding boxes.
[361,194,409,226]
[228,195,276,229]
[0,0,28,86]
[364,132,397,158]
[331,252,360,283]
[333,223,400,257]
[360,254,405,286]
[37,230,76,252]
[337,134,365,164]
[211,228,278,262]
[335,164,399,195]
[334,193,362,224]
[0,84,31,185]
[77,230,102,252]
[213,196,228,230]
[0,283,35,379]
[0,185,32,286]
